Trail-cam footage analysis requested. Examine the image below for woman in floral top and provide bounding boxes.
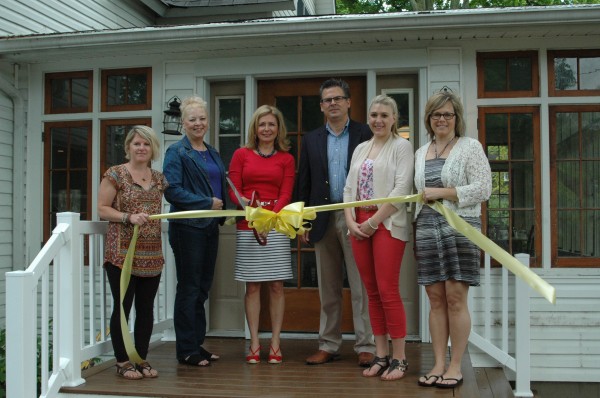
[98,125,168,380]
[343,95,414,381]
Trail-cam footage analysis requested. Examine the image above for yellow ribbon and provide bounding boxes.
[119,194,555,358]
[429,202,556,304]
[120,224,144,365]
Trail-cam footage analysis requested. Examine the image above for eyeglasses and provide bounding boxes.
[320,96,348,105]
[430,112,456,121]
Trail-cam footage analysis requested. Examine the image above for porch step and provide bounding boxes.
[61,338,513,398]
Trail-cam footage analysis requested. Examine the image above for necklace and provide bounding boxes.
[257,147,276,158]
[198,149,208,162]
[434,136,456,159]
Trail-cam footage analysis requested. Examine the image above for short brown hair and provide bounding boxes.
[423,92,465,140]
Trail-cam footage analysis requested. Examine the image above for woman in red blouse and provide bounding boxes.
[228,105,295,364]
[98,126,168,380]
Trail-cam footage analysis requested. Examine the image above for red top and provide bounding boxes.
[228,147,295,230]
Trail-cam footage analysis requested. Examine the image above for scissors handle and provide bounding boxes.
[249,191,268,246]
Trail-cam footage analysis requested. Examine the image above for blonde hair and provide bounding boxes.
[423,92,465,140]
[368,94,400,137]
[180,95,208,121]
[245,105,290,152]
[124,125,160,161]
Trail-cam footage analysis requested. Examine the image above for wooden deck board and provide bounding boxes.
[62,337,509,398]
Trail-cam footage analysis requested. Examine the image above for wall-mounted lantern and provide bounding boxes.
[162,96,182,135]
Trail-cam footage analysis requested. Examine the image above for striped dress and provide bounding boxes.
[414,158,481,286]
[234,230,293,282]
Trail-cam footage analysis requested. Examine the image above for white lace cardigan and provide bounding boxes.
[414,136,492,219]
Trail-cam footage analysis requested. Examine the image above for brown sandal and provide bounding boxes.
[136,361,158,378]
[116,362,143,380]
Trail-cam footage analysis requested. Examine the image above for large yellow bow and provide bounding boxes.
[246,202,317,239]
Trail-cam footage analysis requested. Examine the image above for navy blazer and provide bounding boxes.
[296,119,372,243]
[163,135,227,228]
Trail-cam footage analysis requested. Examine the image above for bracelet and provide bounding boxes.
[366,218,378,230]
[121,213,130,224]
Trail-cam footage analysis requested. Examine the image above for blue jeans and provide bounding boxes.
[169,221,219,359]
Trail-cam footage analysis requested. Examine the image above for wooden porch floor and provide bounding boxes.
[62,337,514,398]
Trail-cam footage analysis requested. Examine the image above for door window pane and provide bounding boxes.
[301,96,322,132]
[276,96,298,132]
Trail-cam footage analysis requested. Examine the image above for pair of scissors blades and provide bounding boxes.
[226,176,267,246]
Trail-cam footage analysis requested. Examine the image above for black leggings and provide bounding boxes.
[105,263,161,362]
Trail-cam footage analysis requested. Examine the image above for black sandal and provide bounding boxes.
[136,361,158,378]
[199,346,219,361]
[363,355,389,377]
[381,358,408,381]
[115,362,143,380]
[178,353,211,367]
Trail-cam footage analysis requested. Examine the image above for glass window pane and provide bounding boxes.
[508,57,532,91]
[510,113,533,160]
[557,210,580,256]
[70,171,88,213]
[579,57,600,90]
[220,136,242,172]
[583,161,600,208]
[287,134,298,166]
[300,251,317,288]
[51,171,68,212]
[71,78,90,108]
[219,98,242,135]
[51,80,69,109]
[276,97,298,132]
[554,57,578,90]
[582,111,600,159]
[301,96,322,132]
[70,127,88,169]
[512,210,534,255]
[484,59,507,91]
[51,127,68,169]
[555,112,580,159]
[485,114,508,161]
[107,75,126,106]
[582,210,599,257]
[557,161,580,208]
[126,74,147,105]
[488,209,510,251]
[511,162,534,208]
[105,125,128,169]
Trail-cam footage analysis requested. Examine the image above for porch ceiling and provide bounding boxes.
[1,6,600,63]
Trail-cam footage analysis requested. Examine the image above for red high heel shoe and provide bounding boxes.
[268,345,282,364]
[246,345,261,364]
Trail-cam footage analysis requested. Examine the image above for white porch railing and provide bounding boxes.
[469,253,533,398]
[6,212,175,398]
[6,212,535,398]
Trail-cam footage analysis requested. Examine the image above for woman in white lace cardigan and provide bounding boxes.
[414,92,491,389]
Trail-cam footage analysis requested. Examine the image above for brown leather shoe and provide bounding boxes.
[358,352,375,367]
[306,350,340,365]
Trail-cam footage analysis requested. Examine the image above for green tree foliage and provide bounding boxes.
[336,0,600,13]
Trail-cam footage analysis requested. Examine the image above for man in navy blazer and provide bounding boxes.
[297,78,375,366]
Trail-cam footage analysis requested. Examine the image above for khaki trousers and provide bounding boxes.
[314,210,375,354]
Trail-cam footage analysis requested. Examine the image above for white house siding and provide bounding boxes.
[469,270,600,382]
[0,0,154,37]
[427,47,462,96]
[0,88,13,330]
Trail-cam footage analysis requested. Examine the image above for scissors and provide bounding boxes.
[226,176,267,246]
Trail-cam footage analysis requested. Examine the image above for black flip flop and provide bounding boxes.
[199,346,219,361]
[418,374,442,387]
[435,377,463,388]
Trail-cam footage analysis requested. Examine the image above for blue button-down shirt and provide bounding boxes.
[326,120,350,203]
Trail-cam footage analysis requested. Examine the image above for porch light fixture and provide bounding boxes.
[162,96,182,135]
